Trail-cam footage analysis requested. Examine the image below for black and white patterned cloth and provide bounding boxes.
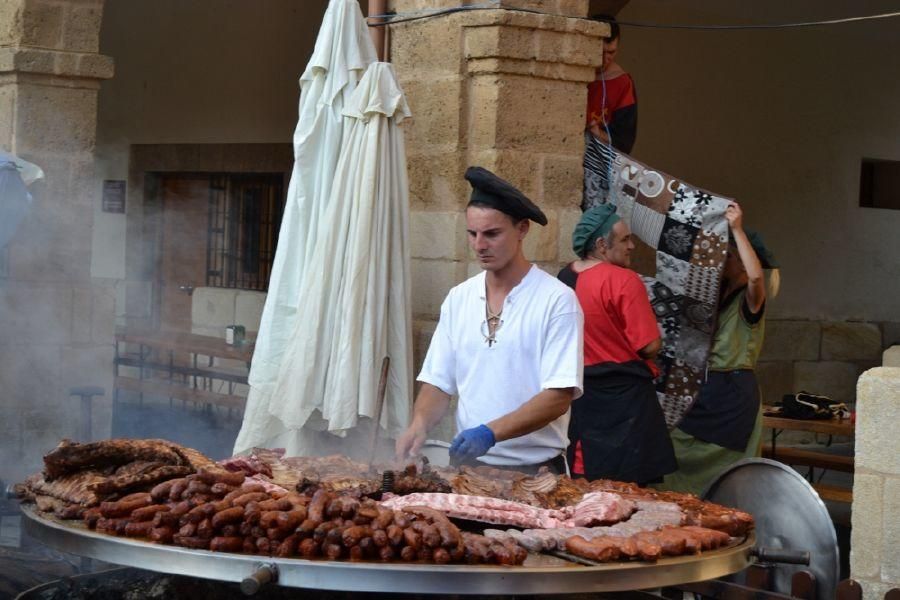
[582,144,732,429]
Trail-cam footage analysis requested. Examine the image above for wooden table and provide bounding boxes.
[114,328,254,411]
[763,415,854,439]
[762,413,855,503]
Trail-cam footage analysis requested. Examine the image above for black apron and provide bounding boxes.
[567,360,677,485]
[677,370,760,452]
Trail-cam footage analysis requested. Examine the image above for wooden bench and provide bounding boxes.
[813,483,853,504]
[762,446,854,473]
[114,375,246,411]
[762,415,855,504]
[114,328,253,412]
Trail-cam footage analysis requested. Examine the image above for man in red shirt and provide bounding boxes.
[583,15,638,212]
[559,204,676,484]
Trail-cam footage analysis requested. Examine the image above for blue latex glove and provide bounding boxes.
[449,424,496,462]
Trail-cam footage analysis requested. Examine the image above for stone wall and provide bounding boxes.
[851,367,900,600]
[0,0,114,480]
[390,0,604,324]
[755,319,899,410]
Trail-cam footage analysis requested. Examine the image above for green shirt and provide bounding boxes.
[708,288,765,371]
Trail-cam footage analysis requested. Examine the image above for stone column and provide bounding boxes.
[0,0,114,478]
[851,367,900,599]
[388,0,604,438]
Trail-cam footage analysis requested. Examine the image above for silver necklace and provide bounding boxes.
[482,300,503,347]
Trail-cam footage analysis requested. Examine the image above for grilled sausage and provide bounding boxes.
[232,492,268,507]
[197,467,246,487]
[378,545,395,561]
[150,480,176,502]
[371,529,388,548]
[276,534,299,557]
[211,506,244,529]
[258,498,293,512]
[174,535,210,550]
[124,521,154,538]
[168,479,189,501]
[168,500,192,517]
[99,494,152,518]
[324,543,343,560]
[196,518,215,539]
[209,536,244,552]
[184,502,216,523]
[184,480,212,497]
[433,547,451,564]
[400,545,417,561]
[130,504,170,522]
[210,482,236,497]
[298,538,320,558]
[150,526,174,544]
[386,524,404,547]
[342,525,375,547]
[306,489,330,523]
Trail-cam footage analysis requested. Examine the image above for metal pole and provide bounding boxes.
[368,0,386,61]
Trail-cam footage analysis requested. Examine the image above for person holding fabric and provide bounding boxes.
[395,167,584,475]
[558,204,676,485]
[583,16,638,212]
[661,203,780,496]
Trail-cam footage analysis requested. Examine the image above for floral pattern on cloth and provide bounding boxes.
[583,148,731,428]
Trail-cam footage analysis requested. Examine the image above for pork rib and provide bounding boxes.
[43,439,210,480]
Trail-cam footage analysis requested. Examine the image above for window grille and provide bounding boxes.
[206,173,285,291]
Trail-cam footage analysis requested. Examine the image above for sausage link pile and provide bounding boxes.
[82,467,526,565]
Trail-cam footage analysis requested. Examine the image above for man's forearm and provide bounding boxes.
[410,383,452,433]
[487,388,574,443]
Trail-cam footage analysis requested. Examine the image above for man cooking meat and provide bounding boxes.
[395,167,583,474]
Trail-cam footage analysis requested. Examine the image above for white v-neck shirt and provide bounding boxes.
[418,265,584,466]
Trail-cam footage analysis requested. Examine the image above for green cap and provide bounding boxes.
[572,204,621,258]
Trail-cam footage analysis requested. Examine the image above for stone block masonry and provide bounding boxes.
[851,367,900,600]
[756,319,893,405]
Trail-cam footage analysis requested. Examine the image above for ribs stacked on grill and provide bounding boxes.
[18,438,217,517]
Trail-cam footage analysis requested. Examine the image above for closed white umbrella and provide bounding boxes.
[267,61,413,457]
[234,0,375,454]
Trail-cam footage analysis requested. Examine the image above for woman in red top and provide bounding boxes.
[559,205,676,485]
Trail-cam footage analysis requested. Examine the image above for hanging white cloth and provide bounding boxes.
[267,62,413,447]
[234,0,375,454]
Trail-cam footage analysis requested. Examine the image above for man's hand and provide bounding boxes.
[449,424,496,462]
[726,202,743,231]
[395,423,428,461]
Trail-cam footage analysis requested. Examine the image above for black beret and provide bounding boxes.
[464,166,548,226]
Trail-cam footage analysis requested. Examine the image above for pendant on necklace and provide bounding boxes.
[482,315,502,347]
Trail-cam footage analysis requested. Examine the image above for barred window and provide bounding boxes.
[206,173,285,291]
[860,158,900,211]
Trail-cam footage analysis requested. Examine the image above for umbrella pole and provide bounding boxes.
[368,356,391,465]
[367,0,386,61]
